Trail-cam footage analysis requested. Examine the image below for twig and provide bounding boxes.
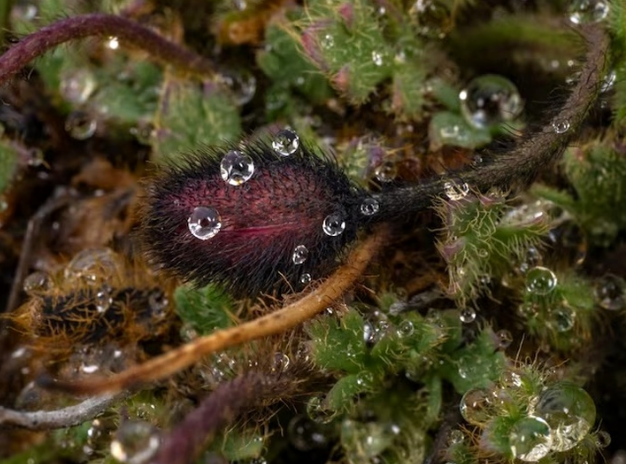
[39,227,388,395]
[151,372,270,464]
[0,393,120,430]
[0,13,215,87]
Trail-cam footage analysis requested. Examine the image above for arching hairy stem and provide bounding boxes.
[0,13,215,86]
[373,23,610,224]
[40,227,387,395]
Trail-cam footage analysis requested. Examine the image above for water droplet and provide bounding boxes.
[596,430,611,448]
[188,206,222,240]
[459,75,523,129]
[65,111,97,140]
[496,329,513,349]
[551,119,570,134]
[107,36,120,49]
[459,307,476,323]
[110,421,160,464]
[444,181,470,201]
[272,352,290,374]
[397,320,414,337]
[536,382,596,451]
[360,197,380,216]
[460,388,493,426]
[569,0,609,24]
[23,271,52,296]
[371,51,383,66]
[219,69,257,106]
[594,274,625,310]
[292,245,309,265]
[321,33,334,49]
[60,69,97,104]
[356,371,374,387]
[300,273,312,284]
[410,0,450,39]
[306,395,335,424]
[374,160,397,182]
[363,321,374,343]
[525,266,557,295]
[509,416,552,462]
[322,212,346,237]
[64,248,121,285]
[95,286,113,313]
[449,430,465,445]
[148,290,169,317]
[288,415,329,451]
[130,123,155,145]
[551,304,575,332]
[220,150,254,186]
[272,129,300,156]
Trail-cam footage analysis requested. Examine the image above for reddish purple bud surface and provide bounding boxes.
[140,141,364,296]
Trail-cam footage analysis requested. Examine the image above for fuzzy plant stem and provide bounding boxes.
[0,13,215,86]
[371,23,609,224]
[152,372,270,464]
[39,227,387,395]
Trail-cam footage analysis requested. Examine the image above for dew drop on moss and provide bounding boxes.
[525,266,557,295]
[459,387,493,426]
[443,181,470,201]
[508,416,552,462]
[535,382,596,451]
[594,274,625,310]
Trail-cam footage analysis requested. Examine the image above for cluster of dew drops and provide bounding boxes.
[186,128,381,286]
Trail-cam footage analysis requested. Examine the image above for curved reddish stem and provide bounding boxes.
[0,13,214,86]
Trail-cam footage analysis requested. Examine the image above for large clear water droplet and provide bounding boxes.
[219,69,257,106]
[360,197,380,216]
[65,111,97,140]
[374,160,397,182]
[444,181,470,201]
[569,0,610,24]
[300,273,312,284]
[594,274,625,310]
[292,245,309,265]
[536,382,596,451]
[272,129,300,156]
[410,0,450,39]
[509,416,552,462]
[460,388,493,426]
[64,248,121,285]
[306,395,335,424]
[322,213,346,237]
[525,266,557,295]
[459,75,523,129]
[110,421,160,464]
[496,329,513,349]
[220,150,254,186]
[188,206,222,240]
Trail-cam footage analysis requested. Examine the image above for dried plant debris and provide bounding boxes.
[0,1,625,464]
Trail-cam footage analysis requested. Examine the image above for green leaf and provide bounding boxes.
[174,283,234,335]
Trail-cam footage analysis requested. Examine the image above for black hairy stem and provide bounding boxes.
[0,13,215,86]
[151,372,272,464]
[368,23,609,225]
